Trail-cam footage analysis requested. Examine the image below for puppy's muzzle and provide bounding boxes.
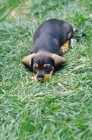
[37,74,44,81]
[34,71,44,81]
[34,70,54,81]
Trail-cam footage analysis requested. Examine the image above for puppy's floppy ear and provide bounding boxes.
[51,54,66,66]
[22,53,37,67]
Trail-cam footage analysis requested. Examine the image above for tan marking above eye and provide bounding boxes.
[33,63,38,68]
[43,64,47,68]
[43,64,51,68]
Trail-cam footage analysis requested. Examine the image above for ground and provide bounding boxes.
[0,0,92,140]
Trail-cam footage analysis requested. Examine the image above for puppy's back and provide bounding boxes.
[33,19,73,45]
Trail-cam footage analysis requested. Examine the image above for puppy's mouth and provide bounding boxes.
[34,70,54,81]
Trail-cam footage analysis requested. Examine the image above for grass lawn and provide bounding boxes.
[0,0,92,139]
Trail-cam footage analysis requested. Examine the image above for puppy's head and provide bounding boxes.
[32,54,54,81]
[22,51,66,81]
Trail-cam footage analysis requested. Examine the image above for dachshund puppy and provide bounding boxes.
[22,19,75,81]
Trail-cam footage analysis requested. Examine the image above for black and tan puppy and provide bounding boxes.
[22,19,75,81]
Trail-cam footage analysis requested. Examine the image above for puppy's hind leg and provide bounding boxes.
[61,40,70,53]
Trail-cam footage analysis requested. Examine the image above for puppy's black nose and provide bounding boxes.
[38,77,44,81]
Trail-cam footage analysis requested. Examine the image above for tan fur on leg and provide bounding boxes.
[61,40,70,53]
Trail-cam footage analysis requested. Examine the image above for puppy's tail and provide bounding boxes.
[73,28,86,41]
[70,28,86,47]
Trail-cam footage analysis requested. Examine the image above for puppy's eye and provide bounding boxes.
[45,64,51,70]
[46,64,51,68]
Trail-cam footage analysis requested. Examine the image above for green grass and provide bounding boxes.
[0,0,92,139]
